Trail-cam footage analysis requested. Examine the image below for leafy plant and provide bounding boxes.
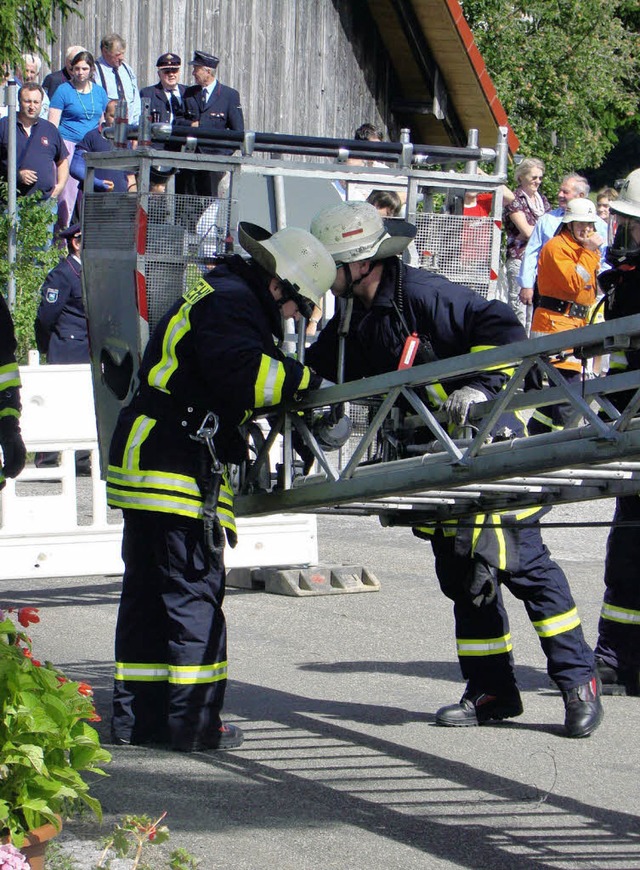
[96,813,199,870]
[0,186,64,363]
[0,1,81,71]
[0,606,111,849]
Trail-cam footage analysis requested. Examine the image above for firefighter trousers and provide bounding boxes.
[596,495,640,670]
[430,523,594,692]
[112,510,228,748]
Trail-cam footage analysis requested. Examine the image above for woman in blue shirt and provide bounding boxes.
[48,51,108,230]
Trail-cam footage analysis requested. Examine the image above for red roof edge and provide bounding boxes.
[444,0,520,154]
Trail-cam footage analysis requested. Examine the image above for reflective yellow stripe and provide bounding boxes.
[182,276,215,305]
[531,607,581,638]
[115,662,169,682]
[511,506,544,522]
[298,366,311,391]
[457,634,512,657]
[0,407,19,420]
[608,352,627,371]
[120,415,156,471]
[425,382,448,407]
[0,362,21,391]
[471,513,485,553]
[470,345,515,376]
[108,466,201,497]
[531,409,564,431]
[168,661,228,684]
[255,354,286,407]
[492,514,507,571]
[600,603,640,625]
[148,301,193,390]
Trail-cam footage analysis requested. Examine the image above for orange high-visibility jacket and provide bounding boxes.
[531,228,600,371]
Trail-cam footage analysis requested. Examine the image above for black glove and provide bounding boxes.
[0,416,26,480]
[467,556,499,608]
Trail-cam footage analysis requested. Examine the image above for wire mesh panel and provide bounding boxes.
[414,212,496,297]
[144,193,231,332]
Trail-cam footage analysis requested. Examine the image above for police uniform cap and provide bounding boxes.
[188,50,219,69]
[156,52,181,69]
[59,223,82,239]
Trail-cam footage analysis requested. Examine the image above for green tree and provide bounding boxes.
[460,0,640,186]
[0,0,80,70]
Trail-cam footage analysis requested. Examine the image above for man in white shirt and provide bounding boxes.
[95,33,141,125]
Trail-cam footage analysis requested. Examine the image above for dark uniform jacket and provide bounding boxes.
[602,264,640,406]
[307,258,525,401]
[140,81,188,124]
[182,81,244,154]
[71,128,130,192]
[106,257,321,533]
[35,256,88,363]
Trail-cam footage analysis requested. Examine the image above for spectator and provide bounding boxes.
[94,33,141,125]
[70,99,137,194]
[0,84,68,209]
[596,187,618,222]
[527,198,601,435]
[503,157,551,329]
[183,50,244,198]
[17,53,50,118]
[140,52,187,124]
[42,45,86,99]
[518,174,607,313]
[366,189,402,216]
[34,223,90,473]
[48,50,108,229]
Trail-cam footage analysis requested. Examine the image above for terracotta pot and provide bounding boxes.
[3,818,62,870]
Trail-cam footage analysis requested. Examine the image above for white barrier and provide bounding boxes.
[0,363,318,580]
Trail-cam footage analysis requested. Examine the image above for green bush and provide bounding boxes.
[0,184,64,363]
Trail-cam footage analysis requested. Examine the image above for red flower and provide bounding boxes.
[77,682,93,697]
[56,676,68,684]
[18,607,40,627]
[31,659,42,667]
[87,711,102,722]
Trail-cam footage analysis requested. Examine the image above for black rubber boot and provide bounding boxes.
[562,676,604,738]
[173,722,244,752]
[596,658,640,697]
[436,686,523,727]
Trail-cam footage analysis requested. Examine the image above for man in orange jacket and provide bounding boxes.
[528,197,602,434]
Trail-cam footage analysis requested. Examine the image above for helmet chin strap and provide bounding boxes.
[338,260,373,298]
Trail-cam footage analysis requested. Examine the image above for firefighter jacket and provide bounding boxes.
[306,258,525,406]
[0,295,21,425]
[531,228,600,372]
[107,258,322,535]
[35,255,89,363]
[601,264,640,408]
[305,258,539,569]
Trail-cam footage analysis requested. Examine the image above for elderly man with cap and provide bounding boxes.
[107,222,335,753]
[140,53,187,125]
[306,201,603,740]
[182,49,244,197]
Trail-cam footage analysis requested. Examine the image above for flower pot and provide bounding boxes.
[3,818,62,870]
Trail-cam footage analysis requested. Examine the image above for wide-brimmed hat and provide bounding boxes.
[310,202,416,264]
[561,198,597,223]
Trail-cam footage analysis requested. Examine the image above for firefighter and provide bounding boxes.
[527,198,601,434]
[107,224,336,752]
[308,201,603,738]
[0,296,27,490]
[594,168,640,696]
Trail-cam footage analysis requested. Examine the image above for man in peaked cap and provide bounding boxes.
[182,49,244,197]
[140,53,188,127]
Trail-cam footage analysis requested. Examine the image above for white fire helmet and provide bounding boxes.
[310,202,416,264]
[238,223,336,313]
[607,169,640,267]
[561,198,597,224]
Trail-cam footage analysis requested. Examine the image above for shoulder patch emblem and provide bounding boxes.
[45,288,59,303]
[183,277,215,305]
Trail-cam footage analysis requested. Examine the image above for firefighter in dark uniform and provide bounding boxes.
[106,224,336,752]
[308,202,603,738]
[35,223,88,364]
[182,50,244,198]
[0,296,27,490]
[140,53,188,124]
[594,168,640,696]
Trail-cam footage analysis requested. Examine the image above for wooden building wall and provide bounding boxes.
[45,0,401,139]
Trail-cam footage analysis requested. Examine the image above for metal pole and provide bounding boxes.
[6,81,18,309]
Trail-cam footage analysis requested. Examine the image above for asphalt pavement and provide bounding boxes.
[1,499,639,870]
